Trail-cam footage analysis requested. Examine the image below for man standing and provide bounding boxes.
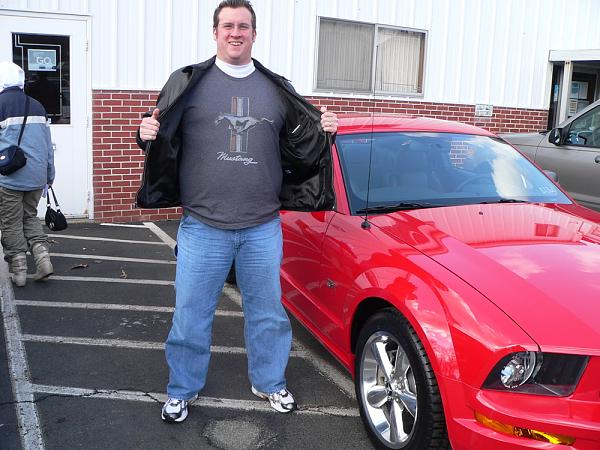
[137,0,338,423]
[0,61,54,287]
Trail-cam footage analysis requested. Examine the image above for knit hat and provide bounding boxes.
[0,61,25,93]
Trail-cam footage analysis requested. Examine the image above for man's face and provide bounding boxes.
[213,7,256,65]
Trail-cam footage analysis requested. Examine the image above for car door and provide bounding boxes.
[280,211,336,325]
[535,103,600,211]
[280,143,346,338]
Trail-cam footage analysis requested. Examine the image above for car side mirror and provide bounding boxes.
[544,170,559,183]
[548,128,563,146]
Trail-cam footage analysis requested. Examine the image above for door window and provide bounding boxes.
[566,106,600,148]
[12,33,70,124]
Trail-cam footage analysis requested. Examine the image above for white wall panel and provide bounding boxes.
[376,0,398,26]
[504,1,524,107]
[266,0,289,75]
[145,0,172,89]
[462,0,480,104]
[252,0,272,68]
[89,0,115,88]
[388,0,414,28]
[3,0,600,108]
[290,0,316,89]
[446,0,465,103]
[59,0,88,14]
[0,0,87,14]
[115,0,139,88]
[530,0,550,107]
[170,0,198,72]
[198,2,217,60]
[428,0,450,102]
[474,0,495,104]
[518,0,540,108]
[487,0,510,107]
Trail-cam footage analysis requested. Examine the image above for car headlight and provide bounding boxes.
[483,352,588,396]
[499,351,538,389]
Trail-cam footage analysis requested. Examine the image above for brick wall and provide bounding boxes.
[92,90,183,222]
[92,90,548,222]
[307,97,548,134]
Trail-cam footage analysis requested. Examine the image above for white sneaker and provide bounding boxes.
[161,397,193,423]
[251,386,297,413]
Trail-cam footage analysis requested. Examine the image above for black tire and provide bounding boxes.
[354,308,450,449]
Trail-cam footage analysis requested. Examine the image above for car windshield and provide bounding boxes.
[337,132,571,214]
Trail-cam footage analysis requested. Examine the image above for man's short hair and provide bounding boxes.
[213,0,256,30]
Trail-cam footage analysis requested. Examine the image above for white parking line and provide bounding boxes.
[20,334,309,358]
[144,222,177,249]
[13,300,243,317]
[28,275,174,285]
[48,235,166,245]
[100,223,147,228]
[31,384,360,417]
[48,253,176,265]
[0,253,46,450]
[22,334,165,350]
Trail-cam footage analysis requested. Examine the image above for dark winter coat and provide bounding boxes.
[136,56,334,212]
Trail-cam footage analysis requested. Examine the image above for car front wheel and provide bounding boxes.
[354,308,450,449]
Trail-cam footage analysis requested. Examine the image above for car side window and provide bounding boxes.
[565,106,600,148]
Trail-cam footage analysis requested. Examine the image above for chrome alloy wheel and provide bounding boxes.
[360,331,418,448]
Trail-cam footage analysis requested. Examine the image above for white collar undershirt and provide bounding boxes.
[215,57,255,78]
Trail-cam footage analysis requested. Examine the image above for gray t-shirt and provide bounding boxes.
[179,66,285,229]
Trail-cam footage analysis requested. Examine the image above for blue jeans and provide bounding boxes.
[165,214,292,401]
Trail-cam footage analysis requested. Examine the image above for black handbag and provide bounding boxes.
[0,96,29,176]
[45,186,68,231]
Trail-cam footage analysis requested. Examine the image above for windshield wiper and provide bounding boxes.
[356,202,442,214]
[479,198,529,204]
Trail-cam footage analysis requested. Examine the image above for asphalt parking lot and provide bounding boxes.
[0,221,374,450]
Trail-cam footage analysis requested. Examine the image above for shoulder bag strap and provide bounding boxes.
[49,186,61,209]
[16,95,30,146]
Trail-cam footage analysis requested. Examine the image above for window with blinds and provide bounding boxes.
[316,18,426,96]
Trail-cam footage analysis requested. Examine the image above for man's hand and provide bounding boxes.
[139,108,161,142]
[320,106,338,133]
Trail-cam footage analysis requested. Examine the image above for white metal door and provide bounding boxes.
[0,12,89,218]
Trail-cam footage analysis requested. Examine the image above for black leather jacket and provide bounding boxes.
[136,56,334,211]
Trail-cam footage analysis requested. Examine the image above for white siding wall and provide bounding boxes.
[2,0,599,108]
[0,0,88,14]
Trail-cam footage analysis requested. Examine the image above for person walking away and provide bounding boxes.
[0,61,55,286]
[136,0,339,423]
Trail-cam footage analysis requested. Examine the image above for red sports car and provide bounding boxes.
[280,116,600,450]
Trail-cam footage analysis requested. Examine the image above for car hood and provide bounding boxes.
[372,203,600,354]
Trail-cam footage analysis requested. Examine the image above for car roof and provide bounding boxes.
[337,114,496,137]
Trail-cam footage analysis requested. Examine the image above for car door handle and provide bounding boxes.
[595,155,600,164]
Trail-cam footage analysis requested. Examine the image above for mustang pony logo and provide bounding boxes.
[216,96,272,154]
[214,113,273,135]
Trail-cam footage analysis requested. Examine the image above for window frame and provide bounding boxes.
[314,16,427,98]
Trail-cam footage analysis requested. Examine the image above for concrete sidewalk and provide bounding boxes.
[0,220,371,450]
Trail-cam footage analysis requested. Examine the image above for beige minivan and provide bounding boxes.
[502,98,600,212]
